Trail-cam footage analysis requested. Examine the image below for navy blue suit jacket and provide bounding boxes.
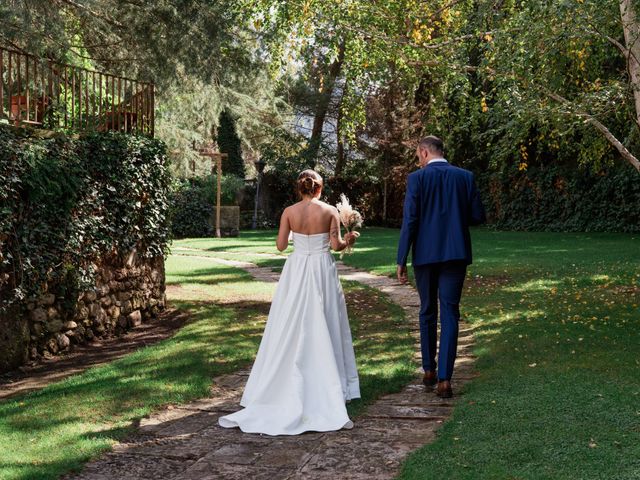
[396,161,486,267]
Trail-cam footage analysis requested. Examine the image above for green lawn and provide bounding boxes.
[0,249,414,480]
[177,228,640,478]
[395,230,640,480]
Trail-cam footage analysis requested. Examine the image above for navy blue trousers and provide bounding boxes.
[413,261,467,381]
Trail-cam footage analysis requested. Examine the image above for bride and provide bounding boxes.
[218,169,361,435]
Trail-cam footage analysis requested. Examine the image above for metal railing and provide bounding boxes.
[0,47,154,136]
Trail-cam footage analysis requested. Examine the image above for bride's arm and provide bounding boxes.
[330,211,356,252]
[276,208,291,252]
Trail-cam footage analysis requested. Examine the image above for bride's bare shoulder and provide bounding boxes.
[317,200,338,213]
[283,202,301,213]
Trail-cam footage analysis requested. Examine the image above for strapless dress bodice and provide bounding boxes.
[292,232,330,255]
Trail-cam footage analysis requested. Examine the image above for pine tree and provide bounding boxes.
[217,110,244,178]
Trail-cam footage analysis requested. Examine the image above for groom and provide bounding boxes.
[396,136,485,398]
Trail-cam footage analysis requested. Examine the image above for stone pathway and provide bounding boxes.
[66,252,476,480]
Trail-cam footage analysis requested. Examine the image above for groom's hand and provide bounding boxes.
[397,265,408,284]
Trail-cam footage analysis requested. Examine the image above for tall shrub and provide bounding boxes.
[478,164,640,232]
[217,110,245,178]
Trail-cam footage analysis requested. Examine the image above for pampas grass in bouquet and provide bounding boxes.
[336,194,363,258]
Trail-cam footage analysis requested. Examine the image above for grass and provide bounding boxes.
[177,228,640,478]
[0,246,414,480]
[395,230,640,479]
[3,227,636,480]
[343,227,639,480]
[343,281,415,417]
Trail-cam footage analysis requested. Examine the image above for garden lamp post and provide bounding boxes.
[252,158,266,230]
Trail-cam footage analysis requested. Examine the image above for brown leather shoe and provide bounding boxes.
[422,370,437,387]
[436,380,453,398]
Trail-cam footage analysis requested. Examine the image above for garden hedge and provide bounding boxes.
[252,162,640,233]
[478,164,640,233]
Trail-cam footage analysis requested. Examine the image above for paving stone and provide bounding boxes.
[212,373,248,389]
[113,432,227,460]
[171,462,289,480]
[64,453,195,480]
[253,440,317,468]
[365,403,452,419]
[174,396,239,412]
[298,436,406,477]
[207,441,266,464]
[138,406,206,434]
[142,410,220,437]
[354,417,440,444]
[374,393,456,407]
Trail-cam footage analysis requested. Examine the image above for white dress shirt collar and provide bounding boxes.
[427,158,448,164]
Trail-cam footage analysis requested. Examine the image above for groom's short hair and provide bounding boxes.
[419,136,444,154]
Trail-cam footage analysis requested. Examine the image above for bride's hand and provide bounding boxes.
[344,231,359,246]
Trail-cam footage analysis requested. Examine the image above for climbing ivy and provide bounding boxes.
[0,126,171,309]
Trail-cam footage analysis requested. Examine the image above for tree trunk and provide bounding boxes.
[335,124,345,176]
[382,176,388,223]
[305,40,346,168]
[616,0,640,172]
[620,0,640,127]
[335,81,347,177]
[545,88,640,173]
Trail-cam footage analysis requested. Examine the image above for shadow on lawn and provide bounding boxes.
[0,298,265,435]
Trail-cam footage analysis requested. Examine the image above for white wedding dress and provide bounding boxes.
[218,232,360,435]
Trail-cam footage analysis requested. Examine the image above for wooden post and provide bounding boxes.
[215,155,222,238]
[199,145,228,238]
[383,176,388,223]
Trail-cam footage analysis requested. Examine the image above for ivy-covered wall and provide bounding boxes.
[0,126,172,372]
[478,165,640,232]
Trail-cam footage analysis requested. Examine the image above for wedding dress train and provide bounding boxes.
[218,232,360,435]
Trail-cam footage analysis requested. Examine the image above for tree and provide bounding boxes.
[478,0,640,173]
[217,110,245,178]
[248,0,640,175]
[247,0,471,172]
[155,69,288,178]
[1,0,288,177]
[0,0,257,85]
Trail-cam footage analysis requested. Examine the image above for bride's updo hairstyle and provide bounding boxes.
[297,169,323,197]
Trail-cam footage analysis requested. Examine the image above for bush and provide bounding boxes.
[169,174,245,238]
[0,126,171,309]
[254,156,639,233]
[478,164,640,232]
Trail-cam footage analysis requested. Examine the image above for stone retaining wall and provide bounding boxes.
[0,254,165,373]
